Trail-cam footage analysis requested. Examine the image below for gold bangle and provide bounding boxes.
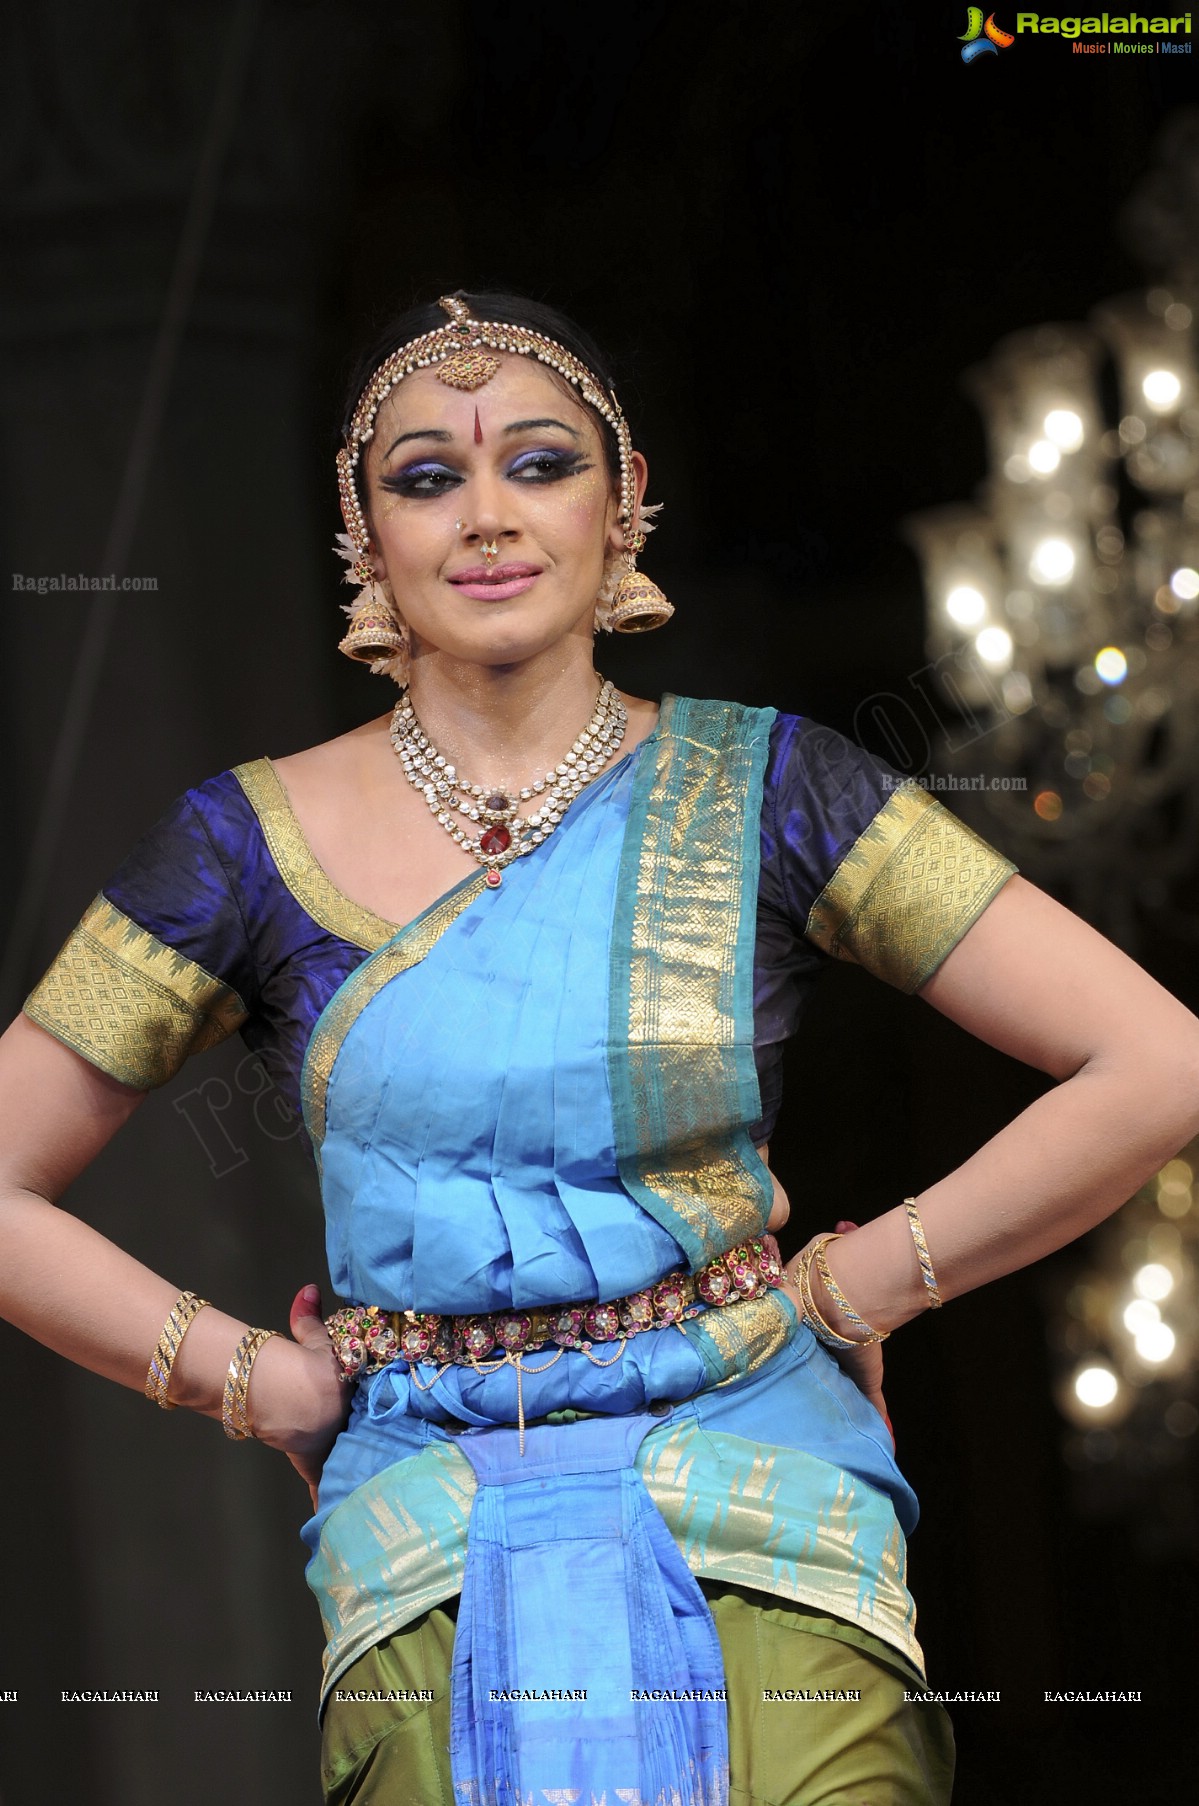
[812,1239,888,1345]
[798,1253,855,1350]
[221,1327,279,1441]
[790,1235,884,1350]
[904,1198,943,1309]
[145,1291,210,1410]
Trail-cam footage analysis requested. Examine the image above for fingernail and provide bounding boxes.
[302,1285,320,1304]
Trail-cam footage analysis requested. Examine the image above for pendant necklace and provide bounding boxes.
[389,679,628,888]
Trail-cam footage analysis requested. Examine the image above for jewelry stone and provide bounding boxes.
[390,678,628,883]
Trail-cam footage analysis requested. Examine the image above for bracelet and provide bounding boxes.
[797,1235,890,1350]
[796,1239,861,1350]
[145,1290,210,1410]
[904,1198,943,1309]
[221,1327,279,1441]
[812,1239,889,1345]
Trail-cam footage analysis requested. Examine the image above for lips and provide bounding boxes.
[449,562,542,586]
[448,562,543,602]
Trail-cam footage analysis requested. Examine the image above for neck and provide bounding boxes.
[402,646,606,788]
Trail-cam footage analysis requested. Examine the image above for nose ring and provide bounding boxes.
[454,518,465,532]
[481,539,500,566]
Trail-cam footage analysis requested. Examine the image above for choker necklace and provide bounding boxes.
[389,679,629,888]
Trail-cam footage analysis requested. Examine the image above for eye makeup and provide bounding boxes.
[379,445,592,498]
[379,462,461,497]
[507,447,592,483]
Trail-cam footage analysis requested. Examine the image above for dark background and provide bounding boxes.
[1,2,1196,1800]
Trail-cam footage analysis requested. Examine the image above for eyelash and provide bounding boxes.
[381,448,590,497]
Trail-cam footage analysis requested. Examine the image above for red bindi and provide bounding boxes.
[473,406,483,445]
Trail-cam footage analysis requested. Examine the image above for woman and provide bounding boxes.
[2,290,1198,1806]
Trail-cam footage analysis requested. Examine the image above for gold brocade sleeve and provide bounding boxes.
[804,785,1017,993]
[24,895,249,1089]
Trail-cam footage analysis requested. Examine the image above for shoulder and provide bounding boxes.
[268,713,395,832]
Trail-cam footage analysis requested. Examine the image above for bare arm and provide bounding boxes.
[0,1014,347,1488]
[785,875,1199,1337]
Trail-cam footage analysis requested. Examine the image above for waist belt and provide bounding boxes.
[325,1234,784,1380]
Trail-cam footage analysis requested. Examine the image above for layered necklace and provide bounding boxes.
[389,678,629,888]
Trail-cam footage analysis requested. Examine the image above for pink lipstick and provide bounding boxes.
[448,562,543,602]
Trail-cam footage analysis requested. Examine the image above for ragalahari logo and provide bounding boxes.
[959,8,1016,58]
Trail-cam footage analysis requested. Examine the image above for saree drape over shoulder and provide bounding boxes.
[27,696,1015,1805]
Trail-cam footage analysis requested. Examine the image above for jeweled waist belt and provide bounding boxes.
[325,1235,785,1381]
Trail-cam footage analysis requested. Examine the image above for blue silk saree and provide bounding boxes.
[27,695,1016,1805]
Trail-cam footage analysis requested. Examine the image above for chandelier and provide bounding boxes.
[903,110,1199,939]
[1045,1143,1199,1552]
[905,112,1199,1503]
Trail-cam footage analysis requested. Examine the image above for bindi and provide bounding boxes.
[473,406,483,446]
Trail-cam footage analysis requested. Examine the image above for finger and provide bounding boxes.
[834,1220,859,1234]
[289,1283,329,1346]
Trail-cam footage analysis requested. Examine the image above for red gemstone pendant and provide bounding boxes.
[485,870,503,889]
[479,825,512,856]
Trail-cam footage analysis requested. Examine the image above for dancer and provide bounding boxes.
[3,292,1197,1804]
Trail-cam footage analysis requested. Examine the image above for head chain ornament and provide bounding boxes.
[334,295,671,668]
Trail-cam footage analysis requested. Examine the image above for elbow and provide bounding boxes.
[1124,1008,1199,1150]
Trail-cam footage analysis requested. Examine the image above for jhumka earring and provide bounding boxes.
[596,503,673,634]
[333,535,410,683]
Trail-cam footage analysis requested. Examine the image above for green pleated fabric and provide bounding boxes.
[320,1581,955,1806]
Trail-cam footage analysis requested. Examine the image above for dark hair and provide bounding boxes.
[340,289,626,498]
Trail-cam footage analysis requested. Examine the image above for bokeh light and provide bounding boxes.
[1142,368,1182,411]
[946,585,987,626]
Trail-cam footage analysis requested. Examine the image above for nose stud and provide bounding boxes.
[481,539,500,566]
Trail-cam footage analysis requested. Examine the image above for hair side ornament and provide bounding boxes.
[334,295,672,679]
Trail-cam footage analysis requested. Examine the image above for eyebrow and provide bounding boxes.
[502,417,582,439]
[382,417,582,462]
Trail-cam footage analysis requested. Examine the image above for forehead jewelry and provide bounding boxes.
[337,296,639,568]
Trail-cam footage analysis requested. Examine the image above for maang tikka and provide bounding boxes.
[334,295,672,676]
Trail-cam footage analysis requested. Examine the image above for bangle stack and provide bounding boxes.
[795,1235,889,1350]
[144,1290,210,1409]
[794,1199,943,1351]
[145,1294,280,1439]
[221,1327,279,1441]
[904,1198,943,1309]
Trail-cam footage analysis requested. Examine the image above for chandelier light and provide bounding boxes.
[903,113,1199,936]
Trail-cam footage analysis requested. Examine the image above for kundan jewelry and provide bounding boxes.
[390,678,628,888]
[481,539,500,566]
[324,1236,785,1454]
[334,295,672,672]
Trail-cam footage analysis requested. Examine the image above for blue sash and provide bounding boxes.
[451,1415,728,1806]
